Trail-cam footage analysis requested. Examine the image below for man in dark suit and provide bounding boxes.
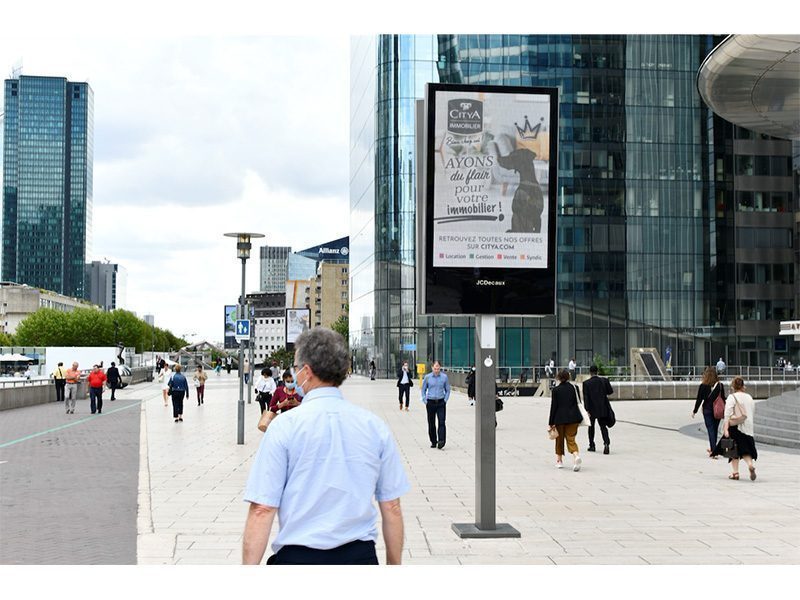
[582,364,614,454]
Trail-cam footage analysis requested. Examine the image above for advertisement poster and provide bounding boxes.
[285,308,310,344]
[223,305,237,349]
[431,89,551,269]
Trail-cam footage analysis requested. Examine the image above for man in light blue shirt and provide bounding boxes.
[242,327,409,565]
[421,360,451,449]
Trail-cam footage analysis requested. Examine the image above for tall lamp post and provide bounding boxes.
[225,232,264,445]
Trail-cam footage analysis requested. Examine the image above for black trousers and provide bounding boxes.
[588,416,610,446]
[54,379,66,402]
[398,383,411,407]
[267,540,378,565]
[109,382,119,400]
[89,387,103,414]
[426,399,446,444]
[172,391,185,418]
[256,392,271,413]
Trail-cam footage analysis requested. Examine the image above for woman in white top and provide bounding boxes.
[716,376,758,481]
[159,365,172,407]
[254,368,277,415]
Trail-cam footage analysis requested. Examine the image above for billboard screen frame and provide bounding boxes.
[224,305,238,349]
[418,83,559,316]
[285,308,311,345]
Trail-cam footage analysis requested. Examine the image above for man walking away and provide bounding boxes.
[87,364,107,414]
[582,364,614,454]
[52,362,67,403]
[396,361,412,411]
[226,355,233,374]
[242,327,409,565]
[421,361,450,449]
[106,362,121,401]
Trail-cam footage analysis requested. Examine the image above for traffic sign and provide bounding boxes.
[235,319,251,341]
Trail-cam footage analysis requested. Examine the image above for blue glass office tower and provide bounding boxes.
[350,35,798,375]
[2,75,94,298]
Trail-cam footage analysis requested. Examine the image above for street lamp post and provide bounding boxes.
[225,232,264,445]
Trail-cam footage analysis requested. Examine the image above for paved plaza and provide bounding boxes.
[2,372,798,566]
[136,372,800,565]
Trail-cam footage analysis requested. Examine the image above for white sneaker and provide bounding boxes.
[555,462,563,469]
[573,456,582,472]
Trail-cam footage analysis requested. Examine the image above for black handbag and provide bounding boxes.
[495,397,504,412]
[606,405,616,428]
[719,437,738,459]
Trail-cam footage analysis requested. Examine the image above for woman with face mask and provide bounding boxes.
[268,370,303,416]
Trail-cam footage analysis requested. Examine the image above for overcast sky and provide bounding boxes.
[0,34,350,344]
[0,3,764,346]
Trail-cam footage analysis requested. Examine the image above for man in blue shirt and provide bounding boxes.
[421,360,451,449]
[242,327,409,565]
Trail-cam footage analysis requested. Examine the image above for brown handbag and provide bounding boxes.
[728,393,748,426]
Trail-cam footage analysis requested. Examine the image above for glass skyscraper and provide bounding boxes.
[2,75,94,298]
[349,35,798,376]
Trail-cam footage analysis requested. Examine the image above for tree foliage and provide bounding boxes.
[331,314,349,346]
[592,353,618,376]
[14,307,187,351]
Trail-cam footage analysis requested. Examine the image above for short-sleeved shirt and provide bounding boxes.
[243,386,410,553]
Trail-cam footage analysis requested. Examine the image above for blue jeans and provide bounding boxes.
[90,387,103,414]
[702,410,720,452]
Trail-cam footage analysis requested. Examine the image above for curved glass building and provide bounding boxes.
[349,35,798,376]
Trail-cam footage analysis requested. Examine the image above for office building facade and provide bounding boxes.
[246,291,286,364]
[259,245,290,293]
[2,75,94,298]
[349,35,799,377]
[85,260,127,311]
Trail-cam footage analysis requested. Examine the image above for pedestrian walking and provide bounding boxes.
[712,377,758,481]
[396,361,413,411]
[716,357,727,374]
[64,362,81,414]
[465,366,476,406]
[269,361,280,383]
[544,358,554,379]
[159,364,172,407]
[214,358,222,376]
[169,364,190,422]
[193,365,208,405]
[568,358,577,380]
[369,359,376,380]
[51,362,67,403]
[421,360,450,449]
[692,367,726,458]
[106,362,121,402]
[242,327,409,565]
[87,364,107,414]
[255,368,276,414]
[582,364,614,454]
[244,358,251,385]
[268,371,302,415]
[548,370,584,471]
[226,356,233,374]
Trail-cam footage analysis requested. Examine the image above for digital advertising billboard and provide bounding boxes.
[285,308,310,345]
[223,305,238,349]
[418,83,559,316]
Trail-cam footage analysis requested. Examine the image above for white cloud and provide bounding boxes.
[1,35,350,343]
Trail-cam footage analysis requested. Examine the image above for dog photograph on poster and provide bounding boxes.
[419,83,558,316]
[432,88,552,270]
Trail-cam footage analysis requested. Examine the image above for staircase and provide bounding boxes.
[754,388,800,449]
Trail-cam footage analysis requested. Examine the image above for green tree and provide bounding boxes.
[0,331,14,346]
[592,353,618,376]
[331,313,349,345]
[269,347,295,370]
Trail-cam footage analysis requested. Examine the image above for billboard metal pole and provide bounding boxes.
[452,315,520,538]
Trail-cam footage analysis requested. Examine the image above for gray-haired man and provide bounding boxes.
[243,327,409,565]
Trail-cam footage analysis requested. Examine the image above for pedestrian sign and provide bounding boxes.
[235,319,251,341]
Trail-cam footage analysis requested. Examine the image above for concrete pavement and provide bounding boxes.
[136,372,800,565]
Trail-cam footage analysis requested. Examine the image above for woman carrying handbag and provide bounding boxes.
[547,370,584,471]
[692,367,726,458]
[712,377,758,481]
